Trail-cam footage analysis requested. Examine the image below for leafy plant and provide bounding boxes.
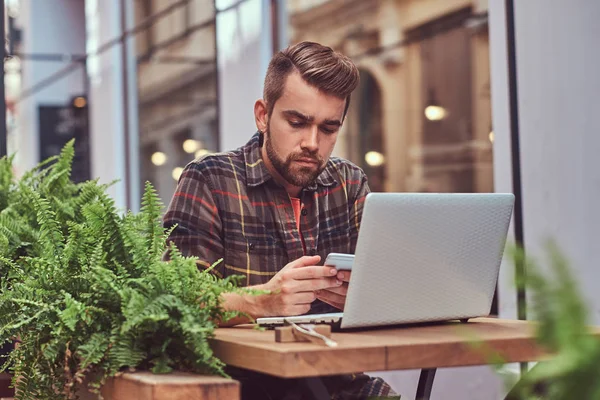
[0,143,84,275]
[503,242,600,399]
[0,141,244,399]
[482,242,600,400]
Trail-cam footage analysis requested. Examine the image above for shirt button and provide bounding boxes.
[301,208,308,216]
[248,242,255,251]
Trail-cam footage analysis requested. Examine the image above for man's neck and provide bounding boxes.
[261,145,302,198]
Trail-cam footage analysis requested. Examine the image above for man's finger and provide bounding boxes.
[319,283,348,296]
[288,255,321,269]
[294,277,341,292]
[336,271,351,283]
[317,288,346,304]
[289,265,337,280]
[316,294,344,311]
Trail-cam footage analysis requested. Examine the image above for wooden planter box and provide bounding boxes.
[2,372,240,400]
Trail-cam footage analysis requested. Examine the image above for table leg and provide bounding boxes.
[415,368,437,400]
[299,377,330,400]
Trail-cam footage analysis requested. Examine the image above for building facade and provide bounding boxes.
[288,0,493,194]
[134,0,219,205]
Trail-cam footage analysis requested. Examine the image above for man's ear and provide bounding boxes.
[254,99,268,133]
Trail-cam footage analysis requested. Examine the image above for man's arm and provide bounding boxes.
[163,164,259,325]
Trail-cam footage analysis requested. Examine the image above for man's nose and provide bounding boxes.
[301,126,319,152]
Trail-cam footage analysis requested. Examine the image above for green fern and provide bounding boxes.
[483,242,600,400]
[0,154,15,211]
[0,142,244,399]
[140,181,164,259]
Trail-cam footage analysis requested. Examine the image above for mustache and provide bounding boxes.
[289,151,322,164]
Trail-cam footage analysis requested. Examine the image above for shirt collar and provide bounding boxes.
[244,131,338,190]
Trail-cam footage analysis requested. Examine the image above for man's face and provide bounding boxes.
[258,72,346,189]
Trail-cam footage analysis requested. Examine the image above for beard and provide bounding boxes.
[264,127,326,188]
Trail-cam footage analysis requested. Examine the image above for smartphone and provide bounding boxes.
[324,253,354,270]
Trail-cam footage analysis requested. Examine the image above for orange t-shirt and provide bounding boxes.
[290,197,306,253]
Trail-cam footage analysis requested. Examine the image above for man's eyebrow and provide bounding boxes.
[323,119,342,127]
[282,109,314,122]
[282,110,341,126]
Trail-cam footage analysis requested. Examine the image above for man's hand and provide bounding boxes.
[257,255,342,317]
[219,256,342,326]
[316,270,351,310]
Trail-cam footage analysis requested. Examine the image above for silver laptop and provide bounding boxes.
[257,193,515,330]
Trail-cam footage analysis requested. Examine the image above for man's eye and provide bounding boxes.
[321,126,337,134]
[289,121,305,128]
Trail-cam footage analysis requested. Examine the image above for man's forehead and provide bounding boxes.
[278,73,345,121]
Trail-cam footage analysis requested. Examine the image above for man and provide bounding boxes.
[164,41,398,399]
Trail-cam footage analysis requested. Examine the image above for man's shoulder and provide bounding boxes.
[326,156,367,181]
[185,148,245,180]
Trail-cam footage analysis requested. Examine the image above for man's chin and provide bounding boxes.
[286,174,319,188]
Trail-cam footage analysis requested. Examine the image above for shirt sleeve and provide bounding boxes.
[348,172,371,254]
[162,164,225,278]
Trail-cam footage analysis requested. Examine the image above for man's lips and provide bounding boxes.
[295,157,319,165]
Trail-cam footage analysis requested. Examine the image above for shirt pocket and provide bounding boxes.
[223,232,288,285]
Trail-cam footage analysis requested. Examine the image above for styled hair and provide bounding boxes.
[263,41,359,119]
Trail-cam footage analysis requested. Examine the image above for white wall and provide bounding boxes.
[86,0,140,212]
[216,0,273,151]
[489,0,600,393]
[16,0,139,212]
[16,0,86,174]
[514,0,600,325]
[491,0,600,325]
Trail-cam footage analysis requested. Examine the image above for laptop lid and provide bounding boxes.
[341,193,514,329]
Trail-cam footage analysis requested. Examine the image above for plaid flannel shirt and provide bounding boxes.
[163,132,399,399]
[164,132,369,288]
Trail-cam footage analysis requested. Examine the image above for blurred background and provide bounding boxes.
[2,0,600,399]
[5,0,494,209]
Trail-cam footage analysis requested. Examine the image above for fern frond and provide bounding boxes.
[140,181,165,258]
[31,191,64,257]
[107,332,146,370]
[77,333,110,369]
[0,154,15,210]
[41,139,75,195]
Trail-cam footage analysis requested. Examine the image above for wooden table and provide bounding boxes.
[211,318,547,400]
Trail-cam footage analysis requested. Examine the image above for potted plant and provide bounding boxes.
[0,142,243,399]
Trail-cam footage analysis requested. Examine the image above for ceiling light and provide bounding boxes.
[73,96,87,108]
[424,105,447,121]
[183,139,201,153]
[365,151,385,167]
[424,88,447,121]
[172,167,184,181]
[151,151,167,166]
